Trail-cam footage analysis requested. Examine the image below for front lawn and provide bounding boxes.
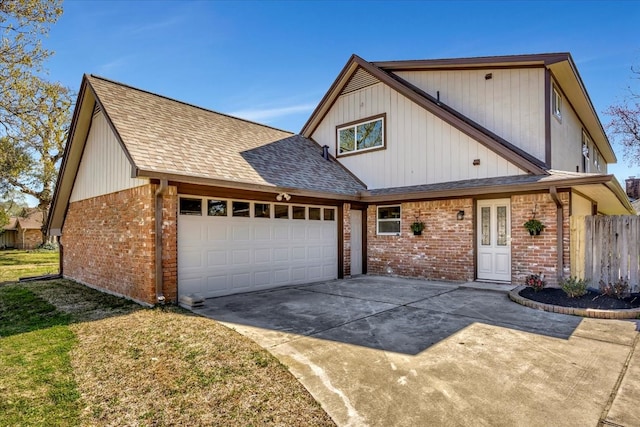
[0,249,59,282]
[0,280,334,426]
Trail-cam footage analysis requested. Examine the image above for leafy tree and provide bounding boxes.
[606,66,640,166]
[0,79,72,210]
[1,0,63,132]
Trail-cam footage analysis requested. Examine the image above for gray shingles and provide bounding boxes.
[88,76,366,196]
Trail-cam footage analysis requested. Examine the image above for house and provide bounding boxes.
[1,210,45,249]
[47,53,634,306]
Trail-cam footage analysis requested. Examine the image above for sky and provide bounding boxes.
[36,0,640,201]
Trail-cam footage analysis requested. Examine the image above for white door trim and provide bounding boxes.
[477,199,511,282]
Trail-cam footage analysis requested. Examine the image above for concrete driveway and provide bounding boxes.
[192,276,640,427]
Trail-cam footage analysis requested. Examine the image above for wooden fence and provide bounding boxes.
[571,215,640,292]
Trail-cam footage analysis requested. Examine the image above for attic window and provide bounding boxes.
[552,86,562,120]
[337,114,385,157]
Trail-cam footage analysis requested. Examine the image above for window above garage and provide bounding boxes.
[336,113,386,157]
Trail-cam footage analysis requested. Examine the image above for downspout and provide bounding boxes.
[155,179,168,304]
[549,186,564,282]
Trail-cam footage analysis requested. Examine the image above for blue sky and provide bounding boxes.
[42,0,640,187]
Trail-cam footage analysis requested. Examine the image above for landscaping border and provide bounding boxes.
[509,285,640,319]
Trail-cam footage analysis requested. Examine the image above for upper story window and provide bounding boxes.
[552,86,562,121]
[377,205,401,235]
[337,114,385,157]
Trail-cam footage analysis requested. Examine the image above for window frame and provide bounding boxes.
[552,86,562,121]
[376,205,401,236]
[336,113,386,158]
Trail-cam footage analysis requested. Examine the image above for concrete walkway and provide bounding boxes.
[193,276,640,427]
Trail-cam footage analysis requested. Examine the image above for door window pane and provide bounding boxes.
[497,206,507,246]
[292,206,306,220]
[232,201,250,217]
[309,207,321,220]
[180,198,202,216]
[254,203,270,218]
[481,207,490,246]
[207,200,227,216]
[324,208,335,221]
[274,204,289,219]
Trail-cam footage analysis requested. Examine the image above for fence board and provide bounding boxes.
[575,215,640,292]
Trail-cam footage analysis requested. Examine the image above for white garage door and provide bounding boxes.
[177,196,338,298]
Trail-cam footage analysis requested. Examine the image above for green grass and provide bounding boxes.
[0,286,80,426]
[0,280,335,426]
[0,249,59,282]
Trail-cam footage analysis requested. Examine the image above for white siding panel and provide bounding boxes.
[312,82,525,190]
[395,68,546,162]
[70,112,148,202]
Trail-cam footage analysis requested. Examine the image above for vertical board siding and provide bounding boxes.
[0,231,16,248]
[312,82,526,190]
[571,215,640,292]
[395,68,546,162]
[70,111,148,202]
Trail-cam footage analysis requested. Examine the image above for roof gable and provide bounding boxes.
[301,55,547,175]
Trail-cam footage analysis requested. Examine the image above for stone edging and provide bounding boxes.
[509,285,640,319]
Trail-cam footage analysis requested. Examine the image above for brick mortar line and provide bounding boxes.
[598,332,640,426]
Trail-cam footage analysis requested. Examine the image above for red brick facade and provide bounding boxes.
[510,192,570,286]
[62,184,179,305]
[15,229,44,249]
[342,203,352,277]
[366,199,475,281]
[361,193,570,286]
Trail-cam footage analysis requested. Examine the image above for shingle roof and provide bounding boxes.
[87,75,365,196]
[365,170,616,200]
[3,210,43,231]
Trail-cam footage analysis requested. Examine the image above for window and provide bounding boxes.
[309,207,321,220]
[377,205,401,235]
[207,200,227,216]
[292,206,306,220]
[232,201,250,217]
[180,198,202,216]
[552,86,562,120]
[274,204,289,219]
[254,203,270,218]
[337,114,385,156]
[323,208,335,221]
[582,131,590,172]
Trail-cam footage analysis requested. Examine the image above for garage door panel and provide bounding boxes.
[232,249,250,265]
[274,269,290,284]
[254,226,271,240]
[254,248,271,263]
[207,224,227,241]
[178,199,338,298]
[274,226,289,240]
[207,250,227,266]
[273,247,289,262]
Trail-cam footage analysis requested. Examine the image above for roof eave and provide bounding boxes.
[138,169,363,202]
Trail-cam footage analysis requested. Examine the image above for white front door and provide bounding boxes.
[477,199,511,282]
[350,210,362,275]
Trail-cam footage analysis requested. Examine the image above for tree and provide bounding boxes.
[606,66,640,166]
[1,0,63,130]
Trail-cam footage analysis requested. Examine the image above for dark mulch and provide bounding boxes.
[520,287,640,310]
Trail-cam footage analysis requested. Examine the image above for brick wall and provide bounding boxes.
[511,192,570,286]
[16,229,43,249]
[367,199,474,281]
[342,203,351,277]
[161,186,178,302]
[62,184,170,305]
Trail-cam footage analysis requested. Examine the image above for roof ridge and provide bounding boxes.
[87,74,295,135]
[372,52,570,68]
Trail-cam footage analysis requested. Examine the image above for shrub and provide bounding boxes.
[599,278,630,299]
[524,273,546,292]
[37,242,59,251]
[560,277,589,298]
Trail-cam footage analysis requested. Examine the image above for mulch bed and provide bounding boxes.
[520,287,640,310]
